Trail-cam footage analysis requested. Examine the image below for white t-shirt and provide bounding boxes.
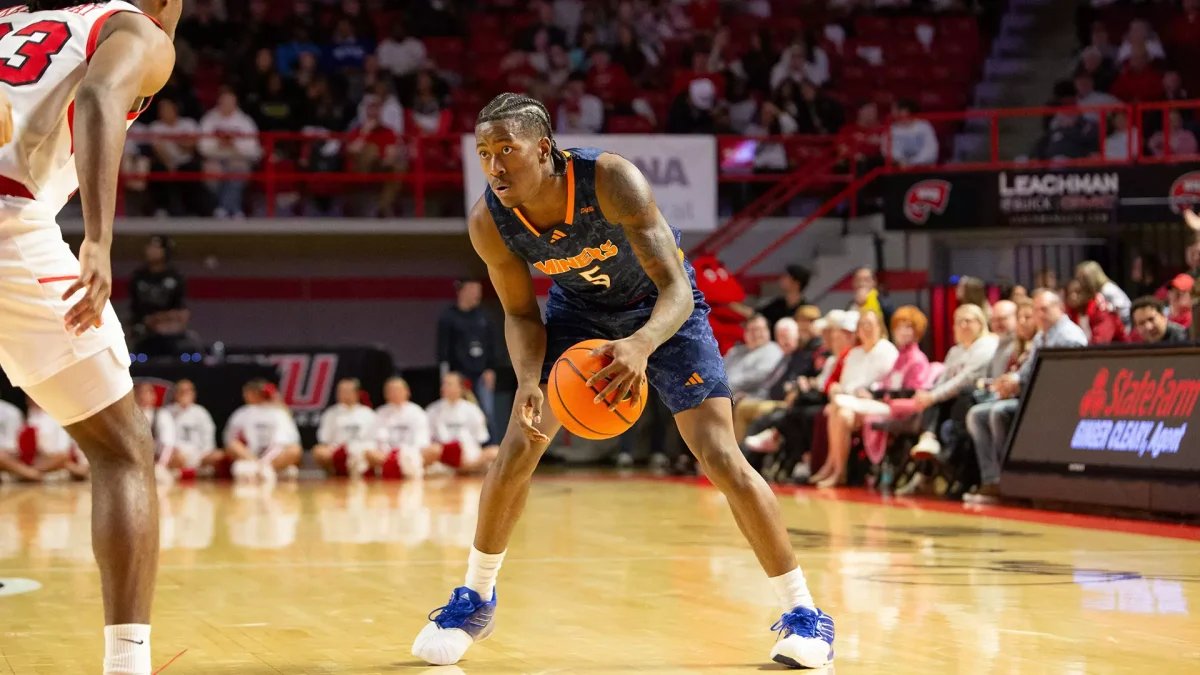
[146,117,200,169]
[838,340,900,393]
[317,404,378,448]
[377,36,427,77]
[26,408,72,457]
[375,402,432,453]
[426,398,490,449]
[225,404,300,456]
[168,403,217,465]
[0,400,22,452]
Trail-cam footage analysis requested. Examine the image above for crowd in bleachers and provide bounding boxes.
[1036,0,1200,160]
[109,0,1001,217]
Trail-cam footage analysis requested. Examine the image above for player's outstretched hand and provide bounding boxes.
[0,89,11,147]
[1186,208,1200,232]
[513,383,550,443]
[587,336,651,411]
[62,240,112,336]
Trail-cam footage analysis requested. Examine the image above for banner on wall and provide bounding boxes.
[884,163,1200,229]
[461,134,718,231]
[1005,346,1200,476]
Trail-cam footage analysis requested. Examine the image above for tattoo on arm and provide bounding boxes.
[597,154,694,348]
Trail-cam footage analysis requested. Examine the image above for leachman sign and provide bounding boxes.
[885,163,1200,229]
[461,134,718,231]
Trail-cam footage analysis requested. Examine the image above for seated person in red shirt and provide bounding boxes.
[346,97,401,217]
[1111,45,1163,103]
[1167,273,1194,329]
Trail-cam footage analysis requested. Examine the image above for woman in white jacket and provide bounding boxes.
[423,372,499,475]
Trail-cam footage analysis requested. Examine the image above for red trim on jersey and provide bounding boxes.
[85,9,164,63]
[37,275,79,284]
[0,175,34,199]
[128,95,152,120]
[67,100,75,154]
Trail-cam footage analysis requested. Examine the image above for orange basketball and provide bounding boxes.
[548,339,648,440]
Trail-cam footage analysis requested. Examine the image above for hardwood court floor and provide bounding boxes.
[2,474,1200,674]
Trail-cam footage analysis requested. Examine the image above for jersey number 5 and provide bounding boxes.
[579,266,611,288]
[0,20,72,87]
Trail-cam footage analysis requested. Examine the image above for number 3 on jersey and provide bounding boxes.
[579,266,611,288]
[0,20,72,87]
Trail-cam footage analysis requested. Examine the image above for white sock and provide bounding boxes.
[464,546,505,599]
[104,624,151,675]
[769,566,815,613]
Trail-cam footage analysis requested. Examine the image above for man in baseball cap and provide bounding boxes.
[1167,273,1194,329]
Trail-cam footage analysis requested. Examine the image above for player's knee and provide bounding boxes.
[70,400,154,469]
[492,434,543,480]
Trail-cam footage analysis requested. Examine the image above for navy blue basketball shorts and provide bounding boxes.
[540,292,732,414]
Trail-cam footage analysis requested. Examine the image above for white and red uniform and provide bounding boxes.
[167,402,216,468]
[0,399,21,455]
[224,403,298,458]
[317,402,377,476]
[426,398,490,468]
[375,401,430,479]
[0,2,160,424]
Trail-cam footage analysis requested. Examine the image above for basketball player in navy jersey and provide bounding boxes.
[411,94,835,669]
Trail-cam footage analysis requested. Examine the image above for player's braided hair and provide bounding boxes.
[25,0,111,10]
[477,93,569,176]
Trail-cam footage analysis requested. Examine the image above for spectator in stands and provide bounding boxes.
[965,289,1087,503]
[667,78,717,134]
[1076,46,1117,94]
[1072,72,1119,121]
[327,18,372,73]
[793,79,843,136]
[237,48,276,113]
[1149,110,1198,157]
[275,26,322,78]
[1132,296,1190,344]
[167,379,218,477]
[1128,252,1164,299]
[0,397,39,482]
[199,88,263,218]
[1033,107,1099,160]
[759,265,811,331]
[849,267,897,329]
[734,28,776,95]
[1162,70,1190,103]
[346,97,402,218]
[841,101,886,163]
[250,72,303,132]
[178,0,227,60]
[424,372,499,475]
[313,378,379,478]
[1117,19,1166,65]
[1087,21,1117,63]
[1168,0,1200,52]
[810,310,900,487]
[370,376,431,480]
[1111,45,1163,103]
[335,0,374,44]
[1035,267,1059,292]
[889,99,939,166]
[612,23,655,82]
[770,33,830,89]
[586,47,633,101]
[725,314,785,400]
[1076,260,1131,324]
[406,73,452,136]
[523,0,568,50]
[541,43,574,94]
[733,317,802,440]
[1104,110,1141,160]
[557,73,605,134]
[987,299,1020,375]
[129,235,193,357]
[237,0,282,65]
[378,19,427,78]
[956,275,991,318]
[146,99,207,216]
[1167,274,1194,329]
[904,303,999,458]
[437,279,500,440]
[570,25,599,71]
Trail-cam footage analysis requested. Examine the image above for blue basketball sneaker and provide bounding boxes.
[411,586,497,666]
[769,606,835,668]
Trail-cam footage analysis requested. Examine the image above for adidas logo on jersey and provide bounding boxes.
[550,230,567,243]
[685,373,704,386]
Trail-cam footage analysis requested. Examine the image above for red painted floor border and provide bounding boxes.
[539,472,1200,543]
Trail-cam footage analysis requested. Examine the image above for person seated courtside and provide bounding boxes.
[313,378,380,478]
[423,372,499,475]
[0,397,40,482]
[371,376,432,479]
[1131,296,1191,344]
[167,379,220,478]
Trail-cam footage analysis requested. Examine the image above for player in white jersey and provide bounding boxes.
[0,2,181,673]
[165,378,217,472]
[0,396,41,481]
[370,376,431,479]
[313,377,379,477]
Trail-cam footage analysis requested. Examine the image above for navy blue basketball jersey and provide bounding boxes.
[483,147,698,309]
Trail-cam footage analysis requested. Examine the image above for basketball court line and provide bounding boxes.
[540,473,1200,542]
[152,649,187,675]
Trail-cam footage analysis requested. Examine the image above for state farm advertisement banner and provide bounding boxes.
[1006,347,1200,474]
[885,163,1200,229]
[461,134,718,231]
